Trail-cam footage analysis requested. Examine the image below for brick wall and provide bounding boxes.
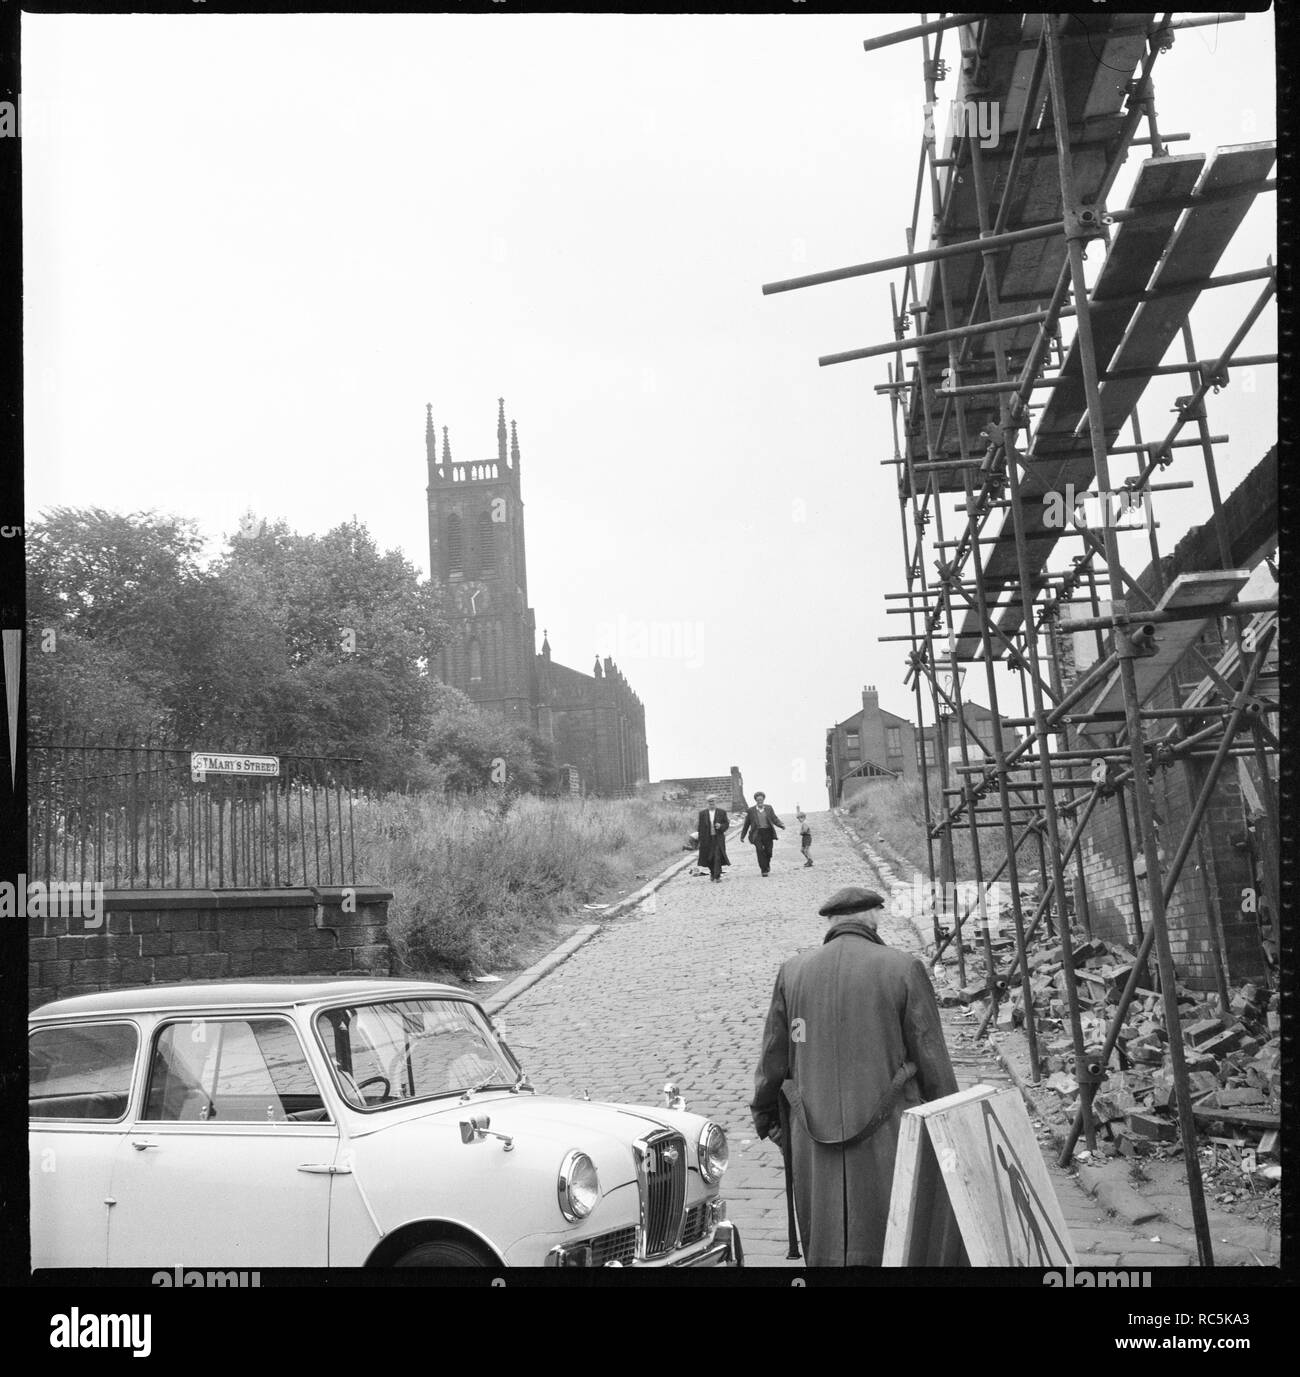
[1071,666,1267,990]
[1064,447,1277,992]
[29,886,394,1010]
[651,768,746,812]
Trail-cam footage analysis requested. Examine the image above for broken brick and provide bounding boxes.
[1091,1089,1138,1123]
[1215,1087,1266,1108]
[1127,1111,1178,1142]
[1196,1027,1245,1058]
[1188,1071,1218,1097]
[1184,1018,1224,1046]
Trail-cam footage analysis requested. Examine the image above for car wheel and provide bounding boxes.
[394,1239,494,1268]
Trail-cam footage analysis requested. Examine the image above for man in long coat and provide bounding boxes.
[751,886,958,1265]
[696,794,730,882]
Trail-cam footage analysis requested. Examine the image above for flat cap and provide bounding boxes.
[818,886,885,917]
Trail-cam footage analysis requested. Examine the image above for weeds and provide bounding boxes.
[846,773,1010,880]
[353,792,690,976]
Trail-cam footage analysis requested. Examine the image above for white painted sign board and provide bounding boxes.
[884,1084,1076,1267]
[191,752,280,778]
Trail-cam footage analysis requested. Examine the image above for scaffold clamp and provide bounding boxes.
[1063,201,1110,244]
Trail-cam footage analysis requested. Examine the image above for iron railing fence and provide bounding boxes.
[28,736,361,889]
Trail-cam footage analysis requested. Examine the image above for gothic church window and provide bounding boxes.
[477,510,497,575]
[469,638,483,683]
[447,514,464,574]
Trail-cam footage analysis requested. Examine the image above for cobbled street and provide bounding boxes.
[492,809,1153,1268]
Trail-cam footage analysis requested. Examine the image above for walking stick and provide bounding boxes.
[779,1091,801,1260]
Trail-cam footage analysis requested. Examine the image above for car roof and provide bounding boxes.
[29,977,479,1021]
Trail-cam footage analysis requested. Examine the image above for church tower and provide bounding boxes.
[426,399,537,723]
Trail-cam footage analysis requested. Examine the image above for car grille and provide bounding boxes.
[640,1130,688,1258]
[589,1225,638,1267]
[681,1200,711,1247]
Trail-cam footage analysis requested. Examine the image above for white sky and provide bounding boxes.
[23,11,1277,811]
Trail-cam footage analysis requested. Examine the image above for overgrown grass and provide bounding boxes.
[352,792,692,977]
[846,774,1013,882]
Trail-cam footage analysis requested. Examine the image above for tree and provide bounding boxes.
[27,508,208,740]
[26,506,560,797]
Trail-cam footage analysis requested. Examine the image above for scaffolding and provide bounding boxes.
[764,12,1277,1266]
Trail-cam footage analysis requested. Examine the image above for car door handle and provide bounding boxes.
[297,1163,352,1175]
[132,1140,159,1151]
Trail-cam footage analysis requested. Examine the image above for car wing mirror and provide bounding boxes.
[459,1111,514,1152]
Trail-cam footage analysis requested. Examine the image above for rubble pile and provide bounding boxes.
[936,921,1281,1209]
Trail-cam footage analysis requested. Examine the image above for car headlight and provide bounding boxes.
[698,1122,729,1184]
[557,1150,601,1222]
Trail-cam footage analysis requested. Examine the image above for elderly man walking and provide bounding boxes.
[751,886,958,1265]
[696,794,730,883]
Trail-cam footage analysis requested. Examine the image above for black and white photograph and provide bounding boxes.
[2,0,1289,1328]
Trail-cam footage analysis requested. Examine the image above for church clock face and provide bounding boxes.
[454,583,489,615]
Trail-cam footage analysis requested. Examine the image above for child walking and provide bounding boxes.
[796,808,813,867]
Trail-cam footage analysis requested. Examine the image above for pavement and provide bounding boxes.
[488,809,1251,1268]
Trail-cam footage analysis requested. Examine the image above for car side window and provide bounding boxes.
[143,1018,330,1124]
[29,1023,139,1122]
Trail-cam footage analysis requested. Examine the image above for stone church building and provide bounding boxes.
[425,400,649,796]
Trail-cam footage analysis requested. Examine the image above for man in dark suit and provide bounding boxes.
[741,791,785,876]
[696,794,730,883]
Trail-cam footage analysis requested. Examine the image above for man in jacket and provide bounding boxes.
[740,791,784,876]
[696,794,729,883]
[751,886,958,1265]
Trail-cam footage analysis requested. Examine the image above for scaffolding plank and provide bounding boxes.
[1023,154,1208,491]
[963,143,1274,650]
[1077,570,1251,736]
[952,154,1206,655]
[1180,556,1279,710]
[904,13,1154,495]
[1086,141,1277,425]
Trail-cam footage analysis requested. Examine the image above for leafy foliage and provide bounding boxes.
[26,508,551,793]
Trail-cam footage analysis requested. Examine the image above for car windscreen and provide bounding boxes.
[314,999,517,1110]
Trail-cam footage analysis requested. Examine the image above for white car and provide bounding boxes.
[29,978,742,1269]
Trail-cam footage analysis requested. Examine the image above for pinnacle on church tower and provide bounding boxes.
[426,405,437,473]
[510,419,521,471]
[442,426,453,466]
[498,398,508,467]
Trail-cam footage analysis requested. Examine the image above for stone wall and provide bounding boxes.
[650,768,746,813]
[28,886,393,1010]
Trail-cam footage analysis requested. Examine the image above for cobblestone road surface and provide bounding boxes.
[494,811,1196,1269]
